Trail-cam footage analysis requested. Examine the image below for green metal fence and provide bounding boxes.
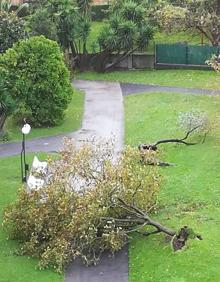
[156,44,219,66]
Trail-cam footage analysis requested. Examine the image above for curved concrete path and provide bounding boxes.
[0,80,124,158]
[121,82,220,96]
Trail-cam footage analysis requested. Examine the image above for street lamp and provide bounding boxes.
[21,119,31,183]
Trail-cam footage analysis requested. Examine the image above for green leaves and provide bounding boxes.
[0,36,73,127]
[98,0,154,53]
[0,11,26,54]
[156,0,220,46]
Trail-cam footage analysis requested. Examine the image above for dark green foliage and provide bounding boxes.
[0,70,15,138]
[28,9,58,41]
[29,0,92,56]
[91,4,109,21]
[94,0,154,71]
[77,0,93,16]
[0,36,73,127]
[0,11,26,53]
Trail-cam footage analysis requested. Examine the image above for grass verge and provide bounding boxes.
[75,70,220,90]
[125,92,220,282]
[0,154,63,282]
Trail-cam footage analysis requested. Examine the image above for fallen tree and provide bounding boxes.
[139,111,210,166]
[3,139,201,272]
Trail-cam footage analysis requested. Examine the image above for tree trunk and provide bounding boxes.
[92,50,110,73]
[104,48,138,71]
[0,114,7,137]
[79,53,91,71]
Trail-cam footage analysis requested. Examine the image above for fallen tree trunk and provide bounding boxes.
[101,198,202,251]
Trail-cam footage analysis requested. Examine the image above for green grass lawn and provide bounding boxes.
[0,154,63,282]
[125,92,220,282]
[2,89,84,143]
[76,69,220,90]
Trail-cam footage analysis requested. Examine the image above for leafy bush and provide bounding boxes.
[3,139,160,272]
[0,11,26,53]
[0,36,73,126]
[0,69,15,139]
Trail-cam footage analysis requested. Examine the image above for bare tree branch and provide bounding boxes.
[139,125,201,152]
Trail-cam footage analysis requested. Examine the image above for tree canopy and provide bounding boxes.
[94,0,154,72]
[0,36,73,126]
[156,0,220,46]
[0,70,15,138]
[0,11,26,53]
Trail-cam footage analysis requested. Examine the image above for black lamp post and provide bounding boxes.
[21,120,31,183]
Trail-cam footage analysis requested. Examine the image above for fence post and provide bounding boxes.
[186,43,188,65]
[128,55,132,69]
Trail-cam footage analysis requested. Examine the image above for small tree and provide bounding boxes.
[0,11,26,53]
[0,36,73,126]
[92,0,154,72]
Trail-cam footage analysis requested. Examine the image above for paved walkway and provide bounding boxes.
[65,80,127,282]
[121,82,220,96]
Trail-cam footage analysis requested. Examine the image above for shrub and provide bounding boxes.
[3,139,160,272]
[0,11,26,53]
[0,36,73,126]
[0,69,16,139]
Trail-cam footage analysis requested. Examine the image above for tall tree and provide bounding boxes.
[93,0,154,72]
[29,0,92,61]
[156,0,220,46]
